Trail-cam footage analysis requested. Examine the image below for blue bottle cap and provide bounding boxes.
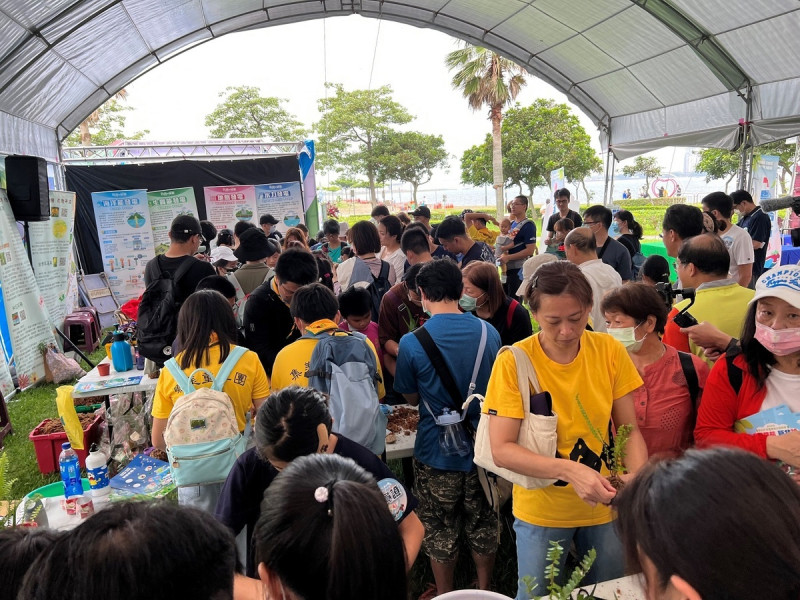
[62,442,71,450]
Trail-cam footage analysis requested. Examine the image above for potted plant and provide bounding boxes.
[521,541,607,599]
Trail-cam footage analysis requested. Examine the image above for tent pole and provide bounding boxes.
[608,154,616,205]
[602,151,611,205]
[737,88,753,190]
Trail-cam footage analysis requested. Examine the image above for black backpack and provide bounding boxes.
[349,258,392,321]
[137,256,194,365]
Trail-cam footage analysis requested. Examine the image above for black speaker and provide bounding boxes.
[6,155,49,222]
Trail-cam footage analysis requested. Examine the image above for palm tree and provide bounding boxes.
[446,45,526,217]
[78,89,128,146]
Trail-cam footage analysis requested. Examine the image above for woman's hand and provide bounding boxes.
[563,461,616,507]
[766,430,800,468]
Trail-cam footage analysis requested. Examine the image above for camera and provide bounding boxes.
[655,282,698,327]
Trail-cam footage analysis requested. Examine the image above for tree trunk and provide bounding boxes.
[725,174,735,193]
[581,179,592,203]
[412,182,418,204]
[80,121,92,146]
[367,169,377,207]
[490,103,505,218]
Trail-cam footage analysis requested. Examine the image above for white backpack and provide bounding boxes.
[163,345,249,487]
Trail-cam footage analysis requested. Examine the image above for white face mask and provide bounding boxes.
[607,323,647,353]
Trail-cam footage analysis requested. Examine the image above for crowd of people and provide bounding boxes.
[9,190,800,600]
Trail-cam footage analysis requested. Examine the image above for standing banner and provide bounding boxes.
[255,182,304,233]
[0,190,57,390]
[203,185,257,233]
[148,187,199,255]
[756,155,783,269]
[28,191,77,329]
[91,189,154,302]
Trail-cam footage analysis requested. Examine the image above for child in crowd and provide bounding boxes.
[338,286,383,366]
[0,528,61,600]
[545,217,574,259]
[494,218,513,283]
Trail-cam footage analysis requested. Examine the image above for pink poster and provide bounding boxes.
[203,185,257,233]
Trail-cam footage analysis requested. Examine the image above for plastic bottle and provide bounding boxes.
[85,443,111,497]
[437,409,471,457]
[110,328,133,372]
[59,442,83,498]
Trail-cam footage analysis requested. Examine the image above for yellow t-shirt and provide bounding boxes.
[468,224,498,245]
[483,332,642,528]
[152,344,270,432]
[271,319,386,398]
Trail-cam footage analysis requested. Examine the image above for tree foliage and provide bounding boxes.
[621,156,661,190]
[458,100,601,197]
[374,131,449,203]
[446,44,526,217]
[315,84,413,205]
[64,95,149,146]
[204,85,306,140]
[695,140,796,194]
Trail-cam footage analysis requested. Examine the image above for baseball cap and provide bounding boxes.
[170,214,201,236]
[750,265,800,310]
[260,214,279,226]
[411,206,431,219]
[515,254,559,298]
[210,246,238,263]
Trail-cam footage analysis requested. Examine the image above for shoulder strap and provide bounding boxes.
[413,326,463,412]
[226,272,246,302]
[466,321,488,398]
[212,345,249,391]
[506,299,519,330]
[164,358,194,395]
[151,255,164,279]
[677,351,700,408]
[725,344,743,396]
[173,256,196,283]
[597,236,611,260]
[377,261,390,280]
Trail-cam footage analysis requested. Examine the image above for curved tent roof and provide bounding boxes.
[1,0,799,162]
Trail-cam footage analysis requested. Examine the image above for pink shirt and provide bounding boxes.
[339,320,383,367]
[633,344,709,458]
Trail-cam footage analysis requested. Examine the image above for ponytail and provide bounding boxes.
[631,220,643,240]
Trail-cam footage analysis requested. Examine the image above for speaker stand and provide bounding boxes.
[22,220,33,273]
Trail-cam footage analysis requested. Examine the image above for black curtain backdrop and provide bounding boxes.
[66,157,300,274]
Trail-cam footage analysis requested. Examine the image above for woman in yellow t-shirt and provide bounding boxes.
[151,289,270,511]
[483,261,647,599]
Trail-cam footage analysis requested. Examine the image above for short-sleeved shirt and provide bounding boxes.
[475,296,532,347]
[242,277,298,377]
[468,224,498,245]
[143,254,215,303]
[579,259,623,333]
[633,344,709,457]
[507,220,538,270]
[596,236,633,281]
[720,223,755,283]
[394,313,502,472]
[380,247,406,283]
[460,241,496,270]
[340,319,382,365]
[546,210,582,232]
[214,435,418,577]
[152,344,270,432]
[271,319,385,398]
[378,282,427,351]
[482,332,642,528]
[737,207,771,278]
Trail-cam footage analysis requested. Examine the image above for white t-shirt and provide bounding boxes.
[578,259,623,333]
[380,246,406,283]
[761,368,800,412]
[720,224,754,283]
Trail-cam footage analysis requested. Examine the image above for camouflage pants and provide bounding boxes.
[413,459,498,563]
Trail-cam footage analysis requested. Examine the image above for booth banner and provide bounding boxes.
[92,189,154,302]
[255,182,304,232]
[0,190,57,390]
[756,155,783,269]
[148,187,199,255]
[204,185,257,232]
[28,191,77,329]
[0,345,13,399]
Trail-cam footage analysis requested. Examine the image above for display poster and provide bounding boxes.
[28,191,77,329]
[203,185,257,233]
[147,187,199,255]
[0,343,13,399]
[255,182,304,232]
[91,189,154,302]
[0,190,58,390]
[755,155,783,269]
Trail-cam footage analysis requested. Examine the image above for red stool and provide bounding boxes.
[74,307,101,342]
[64,312,100,352]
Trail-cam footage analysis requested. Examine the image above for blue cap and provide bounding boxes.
[62,442,71,449]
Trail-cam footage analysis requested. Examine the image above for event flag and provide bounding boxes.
[756,155,783,269]
[147,187,199,255]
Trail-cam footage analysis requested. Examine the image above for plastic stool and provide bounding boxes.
[74,307,101,341]
[64,312,100,352]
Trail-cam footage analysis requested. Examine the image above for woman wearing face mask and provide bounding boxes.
[461,261,532,346]
[602,284,709,457]
[695,265,800,471]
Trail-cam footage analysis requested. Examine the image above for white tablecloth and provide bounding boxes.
[72,358,158,399]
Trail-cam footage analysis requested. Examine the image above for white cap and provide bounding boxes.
[516,254,559,297]
[210,245,238,263]
[750,265,800,310]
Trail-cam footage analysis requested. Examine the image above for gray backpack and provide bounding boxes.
[303,327,387,454]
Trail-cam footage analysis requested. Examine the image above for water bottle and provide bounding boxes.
[85,443,111,497]
[59,442,83,498]
[110,328,133,372]
[437,409,471,457]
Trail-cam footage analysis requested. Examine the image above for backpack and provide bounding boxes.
[303,327,387,454]
[631,250,646,279]
[349,258,392,321]
[226,270,272,330]
[163,345,249,487]
[137,256,195,365]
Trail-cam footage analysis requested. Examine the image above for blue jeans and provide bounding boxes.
[177,482,224,513]
[513,519,623,600]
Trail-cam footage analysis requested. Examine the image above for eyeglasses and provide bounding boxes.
[583,221,600,227]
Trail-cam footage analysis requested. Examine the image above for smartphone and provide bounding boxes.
[673,310,698,328]
[530,391,553,416]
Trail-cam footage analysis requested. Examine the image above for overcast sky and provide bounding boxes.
[123,15,678,189]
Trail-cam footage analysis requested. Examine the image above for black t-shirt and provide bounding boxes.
[481,297,532,346]
[597,236,633,281]
[738,207,771,277]
[214,435,418,577]
[546,210,583,232]
[143,255,215,303]
[617,234,641,258]
[460,241,495,270]
[242,277,299,376]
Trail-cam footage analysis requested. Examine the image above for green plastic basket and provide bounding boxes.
[25,479,91,499]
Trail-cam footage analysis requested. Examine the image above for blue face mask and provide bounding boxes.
[609,221,621,238]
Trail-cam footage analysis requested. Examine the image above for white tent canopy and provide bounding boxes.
[1,0,799,162]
